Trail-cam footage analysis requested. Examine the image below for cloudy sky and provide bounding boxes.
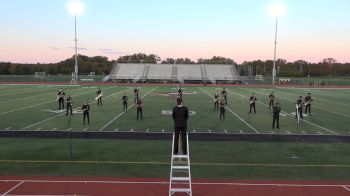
[0,0,349,63]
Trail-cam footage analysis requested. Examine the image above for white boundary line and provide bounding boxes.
[98,87,157,131]
[276,90,350,118]
[343,186,350,192]
[199,87,259,133]
[1,181,24,196]
[0,87,104,116]
[20,87,126,131]
[0,179,349,188]
[236,88,338,135]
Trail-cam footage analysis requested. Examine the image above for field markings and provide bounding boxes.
[83,128,88,131]
[236,88,338,135]
[4,127,11,131]
[115,128,119,132]
[1,180,24,196]
[20,87,128,131]
[130,129,134,132]
[239,130,244,134]
[343,186,350,192]
[276,90,350,118]
[98,87,157,131]
[224,130,228,133]
[50,128,57,131]
[0,86,110,116]
[146,129,149,132]
[199,87,259,134]
[1,159,350,168]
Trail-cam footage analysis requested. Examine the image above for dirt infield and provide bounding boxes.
[1,176,350,196]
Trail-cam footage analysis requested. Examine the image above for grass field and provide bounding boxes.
[0,84,350,135]
[1,84,350,180]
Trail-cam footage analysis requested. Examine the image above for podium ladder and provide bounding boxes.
[169,133,192,196]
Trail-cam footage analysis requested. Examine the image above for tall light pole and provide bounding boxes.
[268,3,286,85]
[67,0,84,84]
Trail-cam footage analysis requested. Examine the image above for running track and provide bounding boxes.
[1,176,350,196]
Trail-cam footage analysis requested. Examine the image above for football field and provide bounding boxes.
[0,84,350,135]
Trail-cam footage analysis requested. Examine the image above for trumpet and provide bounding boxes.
[95,93,103,100]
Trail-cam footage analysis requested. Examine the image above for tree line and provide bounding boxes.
[0,54,349,77]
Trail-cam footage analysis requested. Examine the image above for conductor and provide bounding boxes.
[172,98,189,155]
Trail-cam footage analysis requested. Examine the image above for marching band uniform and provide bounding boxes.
[214,93,219,111]
[272,102,281,129]
[269,93,275,109]
[82,101,90,125]
[136,98,143,120]
[66,95,73,115]
[134,88,139,103]
[221,88,228,105]
[122,93,128,112]
[177,88,183,99]
[96,88,103,106]
[172,98,189,155]
[57,89,65,110]
[304,93,313,114]
[219,99,225,120]
[295,96,304,119]
[249,94,257,114]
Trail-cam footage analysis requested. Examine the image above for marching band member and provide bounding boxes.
[57,88,65,110]
[221,87,228,105]
[219,98,226,120]
[249,93,257,114]
[122,92,128,112]
[66,94,73,115]
[295,96,304,119]
[177,88,183,99]
[82,100,90,125]
[96,88,103,106]
[213,93,219,111]
[134,88,139,103]
[268,92,275,110]
[272,102,281,129]
[136,97,143,120]
[304,92,313,114]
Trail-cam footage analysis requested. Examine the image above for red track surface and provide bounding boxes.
[1,176,349,196]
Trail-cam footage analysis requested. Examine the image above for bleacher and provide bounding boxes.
[104,63,241,83]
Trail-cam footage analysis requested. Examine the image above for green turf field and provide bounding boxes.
[0,84,350,135]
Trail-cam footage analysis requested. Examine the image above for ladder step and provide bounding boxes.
[171,177,190,181]
[173,155,188,159]
[170,188,191,193]
[172,166,189,170]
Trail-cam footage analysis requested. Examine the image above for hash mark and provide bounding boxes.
[114,128,119,132]
[4,127,11,131]
[239,130,243,134]
[83,128,88,131]
[130,129,134,132]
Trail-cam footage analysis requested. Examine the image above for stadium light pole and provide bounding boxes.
[67,0,84,84]
[268,3,286,85]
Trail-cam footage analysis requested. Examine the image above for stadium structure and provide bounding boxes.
[102,63,246,84]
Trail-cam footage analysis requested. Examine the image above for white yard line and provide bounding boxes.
[83,128,88,131]
[20,88,127,131]
[235,88,338,135]
[130,129,134,132]
[115,128,119,132]
[98,87,157,131]
[1,181,24,196]
[199,87,259,134]
[51,128,57,131]
[0,179,349,189]
[146,129,149,132]
[0,87,108,116]
[286,131,291,134]
[208,129,212,133]
[224,130,228,133]
[4,127,11,131]
[239,130,244,134]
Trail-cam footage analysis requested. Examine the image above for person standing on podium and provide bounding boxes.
[172,98,189,155]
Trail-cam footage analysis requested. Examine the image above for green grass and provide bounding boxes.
[1,84,350,180]
[0,84,350,135]
[0,138,350,180]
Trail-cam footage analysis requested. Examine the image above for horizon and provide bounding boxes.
[0,0,349,64]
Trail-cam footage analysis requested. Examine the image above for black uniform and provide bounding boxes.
[213,94,219,111]
[66,96,73,115]
[269,94,275,109]
[96,90,102,106]
[172,105,189,155]
[177,89,183,99]
[304,95,313,114]
[57,91,65,110]
[272,105,281,129]
[122,95,128,112]
[82,103,90,125]
[134,88,139,103]
[221,89,228,105]
[295,98,304,119]
[219,100,225,120]
[249,96,257,114]
[136,99,143,120]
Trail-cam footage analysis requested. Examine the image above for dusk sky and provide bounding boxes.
[0,0,349,64]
